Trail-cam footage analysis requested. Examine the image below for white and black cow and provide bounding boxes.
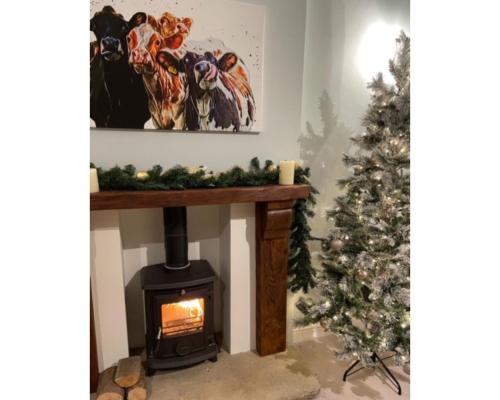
[181,51,256,132]
[90,6,150,129]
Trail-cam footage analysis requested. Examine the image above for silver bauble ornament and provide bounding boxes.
[357,270,368,280]
[330,239,344,252]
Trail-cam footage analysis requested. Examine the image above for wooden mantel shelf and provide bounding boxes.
[91,184,310,210]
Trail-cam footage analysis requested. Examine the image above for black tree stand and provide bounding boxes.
[342,352,402,396]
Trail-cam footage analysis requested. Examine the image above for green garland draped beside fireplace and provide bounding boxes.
[92,158,318,293]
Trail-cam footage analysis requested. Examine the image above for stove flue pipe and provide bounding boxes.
[163,207,190,270]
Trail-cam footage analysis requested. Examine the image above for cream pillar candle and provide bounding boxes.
[90,168,100,193]
[279,161,295,185]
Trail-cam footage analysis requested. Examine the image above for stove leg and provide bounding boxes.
[209,355,218,363]
[145,366,155,377]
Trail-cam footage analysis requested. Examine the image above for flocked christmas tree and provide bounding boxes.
[297,32,410,366]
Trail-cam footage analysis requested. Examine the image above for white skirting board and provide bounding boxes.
[291,324,330,343]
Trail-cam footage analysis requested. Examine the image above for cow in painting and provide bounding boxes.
[181,51,256,132]
[90,6,150,129]
[158,12,193,51]
[127,13,187,129]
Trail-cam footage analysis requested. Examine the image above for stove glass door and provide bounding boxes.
[161,298,205,337]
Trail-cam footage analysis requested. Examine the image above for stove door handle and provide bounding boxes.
[154,326,162,355]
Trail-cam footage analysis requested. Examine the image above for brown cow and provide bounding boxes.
[127,15,187,129]
[159,12,193,50]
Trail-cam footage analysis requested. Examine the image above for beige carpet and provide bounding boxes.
[91,335,410,399]
[294,335,410,399]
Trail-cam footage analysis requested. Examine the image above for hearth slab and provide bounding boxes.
[148,347,320,400]
[91,347,320,400]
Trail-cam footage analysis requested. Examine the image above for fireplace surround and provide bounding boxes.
[90,185,310,372]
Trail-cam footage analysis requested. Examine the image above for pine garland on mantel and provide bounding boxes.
[91,157,318,293]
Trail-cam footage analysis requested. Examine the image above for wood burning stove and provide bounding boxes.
[141,207,218,375]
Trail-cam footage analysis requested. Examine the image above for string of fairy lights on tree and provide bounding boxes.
[297,32,410,366]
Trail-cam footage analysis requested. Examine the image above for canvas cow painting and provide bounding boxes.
[90,0,264,132]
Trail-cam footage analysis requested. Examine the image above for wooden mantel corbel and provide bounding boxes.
[255,200,294,355]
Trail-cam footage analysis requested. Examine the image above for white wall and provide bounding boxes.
[90,0,411,349]
[300,0,410,240]
[90,211,129,370]
[90,0,308,351]
[90,0,306,171]
[290,0,410,339]
[219,204,256,353]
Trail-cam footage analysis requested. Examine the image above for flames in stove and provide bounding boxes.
[162,298,205,337]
